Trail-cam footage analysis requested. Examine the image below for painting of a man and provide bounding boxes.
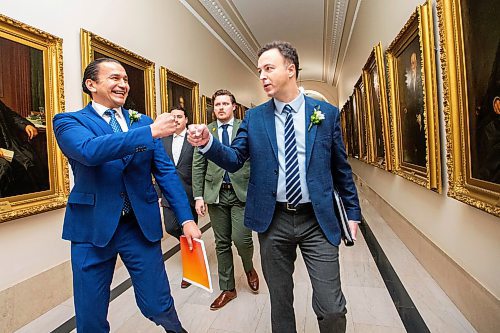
[399,40,426,168]
[0,99,48,197]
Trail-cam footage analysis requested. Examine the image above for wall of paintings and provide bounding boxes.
[338,1,499,331]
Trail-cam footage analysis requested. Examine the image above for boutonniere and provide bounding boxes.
[211,127,217,133]
[129,110,141,125]
[308,106,325,131]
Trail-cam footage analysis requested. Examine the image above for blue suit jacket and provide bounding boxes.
[53,103,193,247]
[203,96,361,246]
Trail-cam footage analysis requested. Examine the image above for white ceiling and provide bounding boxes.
[231,0,325,80]
[183,0,360,86]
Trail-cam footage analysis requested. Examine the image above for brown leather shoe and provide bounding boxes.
[210,289,237,310]
[181,280,191,289]
[246,268,259,293]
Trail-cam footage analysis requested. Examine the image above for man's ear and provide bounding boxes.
[287,63,295,78]
[85,79,97,93]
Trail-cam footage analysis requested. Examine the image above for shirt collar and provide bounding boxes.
[174,128,187,138]
[274,91,305,115]
[217,117,234,128]
[92,101,123,118]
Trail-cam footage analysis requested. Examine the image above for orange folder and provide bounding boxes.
[179,236,213,292]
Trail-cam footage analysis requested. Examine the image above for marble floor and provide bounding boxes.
[16,201,477,333]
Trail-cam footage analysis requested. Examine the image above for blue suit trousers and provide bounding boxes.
[71,216,182,333]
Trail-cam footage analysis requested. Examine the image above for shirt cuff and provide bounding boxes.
[194,196,204,201]
[198,134,213,154]
[181,220,193,226]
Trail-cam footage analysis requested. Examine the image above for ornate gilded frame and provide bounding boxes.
[386,2,441,192]
[159,67,200,123]
[362,43,392,170]
[437,0,499,216]
[80,29,156,117]
[201,95,214,125]
[340,102,349,154]
[0,14,69,222]
[354,76,369,162]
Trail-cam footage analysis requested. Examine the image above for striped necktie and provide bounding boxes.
[283,104,302,207]
[104,109,132,215]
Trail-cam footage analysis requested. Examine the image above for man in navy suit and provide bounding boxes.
[188,41,360,333]
[53,58,201,333]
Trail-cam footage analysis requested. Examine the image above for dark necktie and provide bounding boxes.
[104,109,132,214]
[283,104,302,207]
[221,124,231,183]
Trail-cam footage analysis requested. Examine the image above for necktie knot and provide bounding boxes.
[221,124,229,130]
[104,109,116,117]
[283,104,293,115]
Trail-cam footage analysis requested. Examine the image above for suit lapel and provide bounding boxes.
[305,96,318,171]
[120,107,135,166]
[80,103,114,135]
[177,135,190,166]
[263,99,278,160]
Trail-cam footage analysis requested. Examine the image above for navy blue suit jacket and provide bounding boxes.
[53,103,193,247]
[203,96,361,246]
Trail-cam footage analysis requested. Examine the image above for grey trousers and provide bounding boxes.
[208,188,254,291]
[258,208,347,333]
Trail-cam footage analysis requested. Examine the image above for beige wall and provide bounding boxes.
[0,0,266,292]
[339,0,500,299]
[300,80,339,106]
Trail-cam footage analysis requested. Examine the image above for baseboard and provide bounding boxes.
[354,175,500,333]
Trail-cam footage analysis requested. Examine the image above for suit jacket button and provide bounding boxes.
[272,191,276,197]
[274,170,278,175]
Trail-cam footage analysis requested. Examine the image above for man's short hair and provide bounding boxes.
[212,89,236,105]
[257,41,300,79]
[82,58,122,96]
[170,105,186,114]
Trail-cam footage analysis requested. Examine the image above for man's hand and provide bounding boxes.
[150,113,176,138]
[348,221,358,241]
[182,221,202,251]
[187,124,210,147]
[195,199,206,217]
[25,125,38,140]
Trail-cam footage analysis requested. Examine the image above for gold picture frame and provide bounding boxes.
[349,93,361,158]
[386,2,441,192]
[159,67,200,124]
[0,14,69,222]
[354,76,369,162]
[201,95,214,125]
[340,102,349,154]
[363,43,392,171]
[80,29,156,117]
[438,0,499,216]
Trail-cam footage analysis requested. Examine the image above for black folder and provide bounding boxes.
[334,189,355,246]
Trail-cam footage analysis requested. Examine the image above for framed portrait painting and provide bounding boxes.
[350,94,360,158]
[80,29,156,118]
[386,1,441,192]
[354,77,369,162]
[0,14,69,222]
[201,95,214,125]
[363,43,392,170]
[159,67,200,124]
[438,0,499,216]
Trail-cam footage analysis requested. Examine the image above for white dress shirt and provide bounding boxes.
[92,101,129,132]
[172,128,187,166]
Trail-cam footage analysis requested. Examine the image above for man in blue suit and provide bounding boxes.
[53,58,201,333]
[188,41,360,333]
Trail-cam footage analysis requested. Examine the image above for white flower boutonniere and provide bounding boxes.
[308,106,325,131]
[129,110,141,126]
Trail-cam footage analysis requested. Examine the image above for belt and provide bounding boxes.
[221,183,233,190]
[275,202,314,215]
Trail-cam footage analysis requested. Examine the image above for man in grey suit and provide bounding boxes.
[159,106,198,288]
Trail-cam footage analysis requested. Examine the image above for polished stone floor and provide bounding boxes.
[16,198,476,333]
